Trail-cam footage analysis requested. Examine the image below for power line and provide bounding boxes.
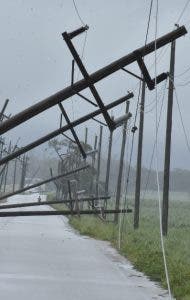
[70,1,88,119]
[143,98,161,114]
[154,1,172,297]
[142,79,167,200]
[175,65,190,77]
[122,0,154,196]
[173,85,190,154]
[139,83,165,113]
[72,0,86,26]
[176,0,190,24]
[118,0,189,107]
[175,79,190,87]
[120,0,155,235]
[145,0,154,45]
[143,0,190,83]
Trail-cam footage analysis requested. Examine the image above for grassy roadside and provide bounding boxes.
[49,196,190,300]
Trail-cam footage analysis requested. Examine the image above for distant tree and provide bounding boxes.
[48,138,96,199]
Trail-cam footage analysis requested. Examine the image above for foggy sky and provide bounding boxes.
[0,0,190,170]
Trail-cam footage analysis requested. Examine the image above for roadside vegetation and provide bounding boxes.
[49,195,190,300]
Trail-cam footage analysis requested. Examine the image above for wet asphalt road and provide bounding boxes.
[0,194,169,300]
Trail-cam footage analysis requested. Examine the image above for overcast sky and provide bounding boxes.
[0,0,190,170]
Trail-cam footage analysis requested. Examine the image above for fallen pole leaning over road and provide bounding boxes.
[0,209,132,217]
[0,165,89,201]
[0,26,186,135]
[0,196,110,210]
[0,94,133,166]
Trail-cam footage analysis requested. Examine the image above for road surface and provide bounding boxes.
[0,194,169,300]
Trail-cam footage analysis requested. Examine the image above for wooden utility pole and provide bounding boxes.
[3,142,11,193]
[0,93,133,167]
[134,81,146,229]
[95,126,103,204]
[20,155,28,190]
[67,180,73,213]
[56,160,62,200]
[0,27,186,136]
[20,155,25,190]
[0,167,5,191]
[92,135,98,166]
[3,163,9,193]
[13,159,17,192]
[114,101,130,223]
[71,180,80,217]
[85,127,88,145]
[89,135,98,196]
[162,40,176,236]
[105,117,114,197]
[0,165,90,201]
[84,127,88,164]
[0,138,4,159]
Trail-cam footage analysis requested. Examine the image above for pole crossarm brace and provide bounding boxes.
[92,117,107,127]
[58,103,86,158]
[77,92,98,107]
[0,93,133,166]
[0,196,111,210]
[134,50,168,90]
[0,26,186,136]
[59,114,76,144]
[0,99,9,122]
[121,68,143,81]
[0,165,89,201]
[62,29,115,131]
[0,112,11,122]
[61,133,76,144]
[0,208,132,218]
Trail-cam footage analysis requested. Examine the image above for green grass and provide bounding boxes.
[49,195,190,300]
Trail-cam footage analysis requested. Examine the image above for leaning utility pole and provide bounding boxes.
[0,165,89,201]
[162,40,176,236]
[114,101,130,223]
[95,126,103,204]
[134,81,146,229]
[0,208,131,218]
[0,196,111,210]
[0,26,186,136]
[0,93,133,166]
